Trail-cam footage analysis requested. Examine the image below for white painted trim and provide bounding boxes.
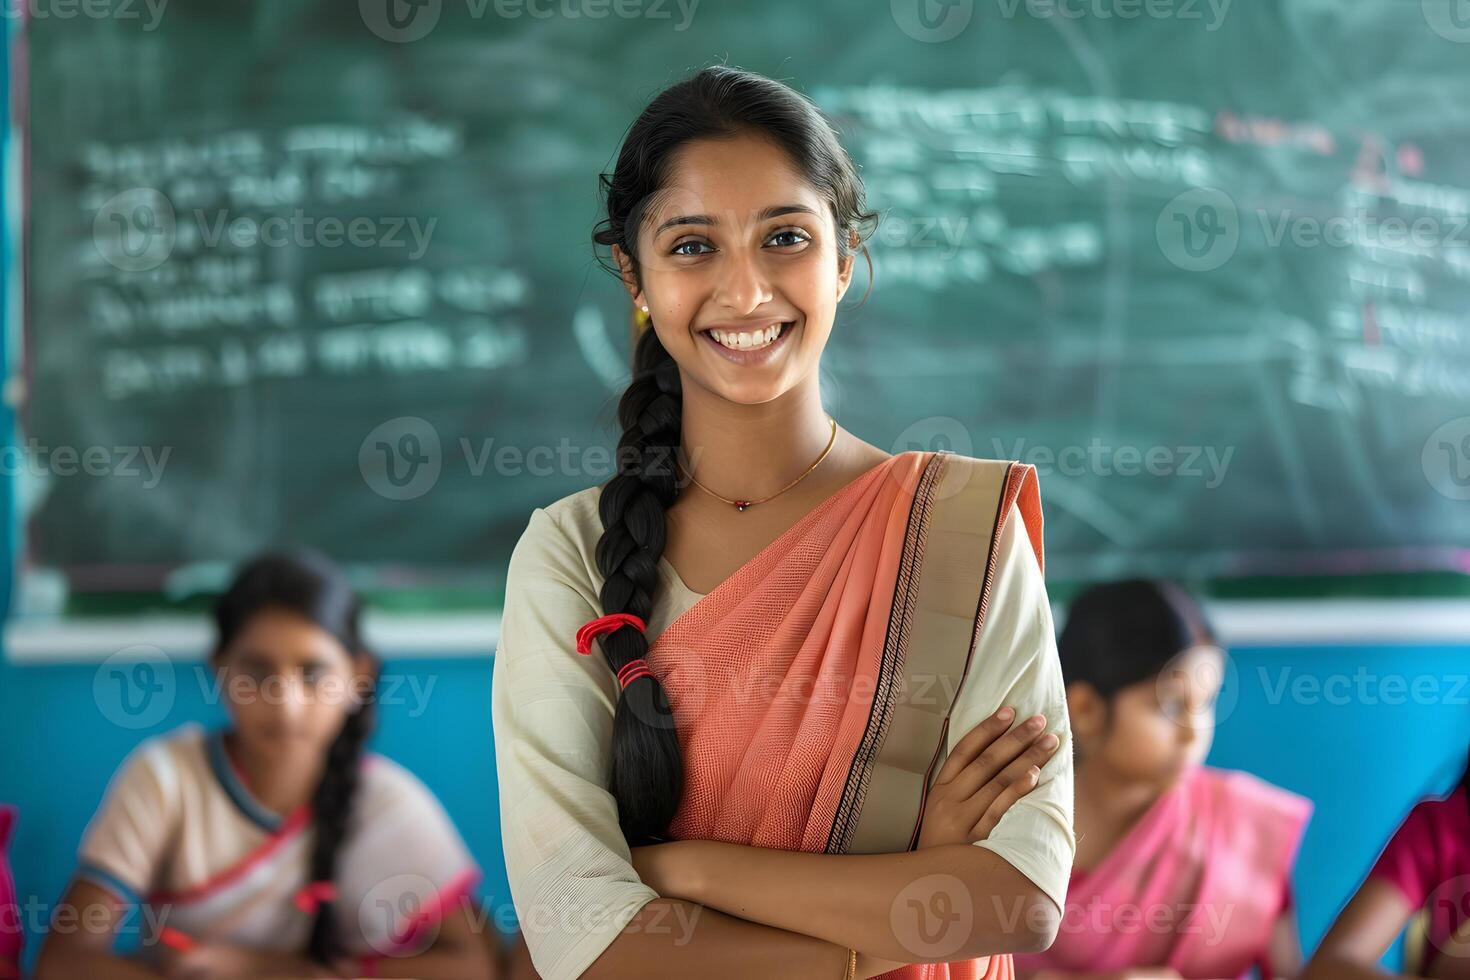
[5,599,1468,664]
[1203,599,1470,647]
[4,611,501,664]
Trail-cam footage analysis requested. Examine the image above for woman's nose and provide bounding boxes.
[714,247,774,314]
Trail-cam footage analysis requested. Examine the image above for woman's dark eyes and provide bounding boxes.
[670,229,810,256]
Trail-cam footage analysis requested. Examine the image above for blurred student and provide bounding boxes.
[36,550,493,979]
[1304,758,1470,979]
[1015,580,1312,980]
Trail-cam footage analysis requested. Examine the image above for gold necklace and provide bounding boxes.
[680,416,838,512]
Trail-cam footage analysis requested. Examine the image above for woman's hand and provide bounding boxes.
[916,707,1060,850]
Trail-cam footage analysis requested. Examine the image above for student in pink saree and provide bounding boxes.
[1015,761,1309,979]
[1014,581,1311,980]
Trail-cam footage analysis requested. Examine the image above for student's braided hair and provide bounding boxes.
[590,65,877,844]
[211,550,377,966]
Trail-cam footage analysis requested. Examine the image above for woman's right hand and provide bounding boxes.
[915,707,1061,850]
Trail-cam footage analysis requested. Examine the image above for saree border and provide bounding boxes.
[829,455,1030,855]
[823,450,949,854]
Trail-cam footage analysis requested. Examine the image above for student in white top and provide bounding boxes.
[36,551,494,979]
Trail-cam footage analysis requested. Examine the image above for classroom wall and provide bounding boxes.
[5,629,1469,970]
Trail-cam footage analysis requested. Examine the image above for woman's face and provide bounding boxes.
[213,608,368,757]
[614,131,856,406]
[1076,644,1225,784]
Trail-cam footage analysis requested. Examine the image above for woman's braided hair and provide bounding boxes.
[589,65,877,844]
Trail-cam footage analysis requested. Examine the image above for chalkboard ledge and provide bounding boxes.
[4,611,501,664]
[7,599,1470,664]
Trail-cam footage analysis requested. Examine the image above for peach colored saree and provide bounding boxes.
[646,450,1044,979]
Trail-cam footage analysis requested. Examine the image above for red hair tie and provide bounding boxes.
[293,880,338,914]
[616,659,654,689]
[158,926,196,952]
[575,612,646,655]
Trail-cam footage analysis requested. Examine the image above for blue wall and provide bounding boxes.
[6,639,1468,971]
[1208,644,1470,961]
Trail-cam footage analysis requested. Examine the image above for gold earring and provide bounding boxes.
[635,305,651,331]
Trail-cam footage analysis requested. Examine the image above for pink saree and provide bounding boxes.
[646,450,1045,979]
[1012,763,1311,980]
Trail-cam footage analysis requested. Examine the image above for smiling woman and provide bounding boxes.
[492,65,1075,980]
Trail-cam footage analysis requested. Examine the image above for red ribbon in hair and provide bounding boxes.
[293,880,338,914]
[157,926,196,952]
[574,612,646,655]
[616,659,654,689]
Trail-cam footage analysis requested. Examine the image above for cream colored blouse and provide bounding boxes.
[491,483,1076,980]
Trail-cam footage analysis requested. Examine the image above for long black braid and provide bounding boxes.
[588,65,877,844]
[305,663,378,964]
[594,330,685,844]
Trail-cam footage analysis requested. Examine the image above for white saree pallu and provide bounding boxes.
[75,722,481,963]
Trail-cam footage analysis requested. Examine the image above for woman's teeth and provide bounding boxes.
[709,323,787,350]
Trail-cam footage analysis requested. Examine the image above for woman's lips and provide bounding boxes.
[698,321,797,365]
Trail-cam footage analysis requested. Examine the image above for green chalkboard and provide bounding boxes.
[18,0,1470,614]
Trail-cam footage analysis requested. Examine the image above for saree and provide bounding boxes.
[75,723,480,965]
[646,449,1045,979]
[1012,763,1311,979]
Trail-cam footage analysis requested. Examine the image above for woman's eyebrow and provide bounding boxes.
[654,204,819,236]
